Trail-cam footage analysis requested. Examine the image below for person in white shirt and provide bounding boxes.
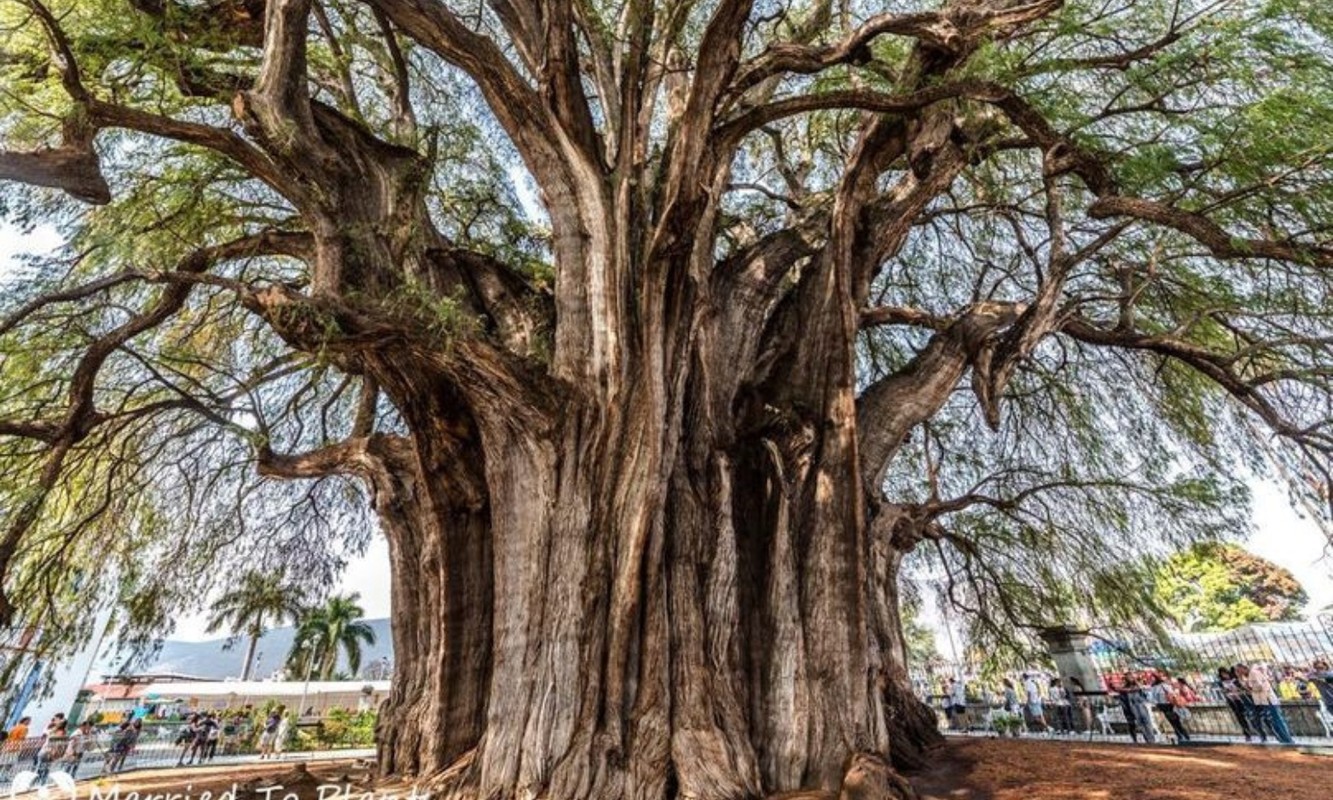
[1047,677,1074,733]
[1148,674,1190,743]
[1022,673,1047,732]
[1237,663,1294,744]
[273,712,292,757]
[947,677,968,730]
[61,721,95,773]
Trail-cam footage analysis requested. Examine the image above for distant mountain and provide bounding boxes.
[94,618,394,680]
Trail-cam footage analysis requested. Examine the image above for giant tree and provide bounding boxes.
[2,0,1333,798]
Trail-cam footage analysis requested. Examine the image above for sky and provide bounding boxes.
[2,221,1331,643]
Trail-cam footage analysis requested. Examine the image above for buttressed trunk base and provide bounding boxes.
[366,322,938,799]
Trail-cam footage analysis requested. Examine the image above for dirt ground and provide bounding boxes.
[35,741,1332,800]
[914,737,1332,800]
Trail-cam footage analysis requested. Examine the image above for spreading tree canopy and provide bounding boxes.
[3,0,1333,796]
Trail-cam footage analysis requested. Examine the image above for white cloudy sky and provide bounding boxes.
[2,222,1330,641]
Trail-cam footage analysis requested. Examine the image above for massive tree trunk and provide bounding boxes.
[365,390,932,799]
[344,221,943,798]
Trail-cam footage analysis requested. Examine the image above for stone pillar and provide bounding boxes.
[1040,625,1104,731]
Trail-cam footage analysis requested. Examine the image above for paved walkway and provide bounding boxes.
[2,747,377,794]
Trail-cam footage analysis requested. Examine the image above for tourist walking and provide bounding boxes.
[1238,663,1294,745]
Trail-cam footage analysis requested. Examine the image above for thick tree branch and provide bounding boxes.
[257,433,412,480]
[1059,314,1333,450]
[1088,196,1333,269]
[0,133,110,204]
[365,0,564,175]
[0,230,314,624]
[730,0,1064,96]
[857,301,1026,498]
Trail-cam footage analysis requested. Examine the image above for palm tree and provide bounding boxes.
[288,593,377,680]
[205,572,305,680]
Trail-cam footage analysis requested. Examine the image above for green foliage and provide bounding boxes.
[2,0,1333,685]
[205,572,307,677]
[314,707,376,748]
[1153,543,1309,631]
[377,281,480,344]
[287,593,377,680]
[206,572,306,639]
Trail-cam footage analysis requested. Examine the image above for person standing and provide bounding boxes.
[178,714,209,768]
[1022,673,1048,733]
[0,717,30,780]
[1238,663,1294,745]
[1048,677,1074,733]
[103,722,131,775]
[1218,667,1260,741]
[1068,676,1093,734]
[1309,659,1333,715]
[61,721,95,776]
[258,709,281,759]
[947,678,968,731]
[104,720,141,775]
[1118,676,1157,744]
[202,713,221,761]
[34,721,68,784]
[30,714,65,767]
[1001,678,1020,713]
[1150,674,1191,743]
[273,709,291,759]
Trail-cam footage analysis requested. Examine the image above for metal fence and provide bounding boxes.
[0,722,373,793]
[914,618,1333,744]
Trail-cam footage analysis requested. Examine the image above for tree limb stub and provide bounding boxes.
[0,139,110,204]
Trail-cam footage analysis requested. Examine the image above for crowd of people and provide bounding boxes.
[0,704,297,783]
[935,657,1333,745]
[0,714,98,782]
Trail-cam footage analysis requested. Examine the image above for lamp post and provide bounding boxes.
[296,654,315,722]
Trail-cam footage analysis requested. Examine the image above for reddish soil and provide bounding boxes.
[914,737,1332,800]
[34,742,1330,800]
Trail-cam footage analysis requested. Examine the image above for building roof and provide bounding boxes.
[141,680,391,700]
[98,672,213,684]
[83,682,149,701]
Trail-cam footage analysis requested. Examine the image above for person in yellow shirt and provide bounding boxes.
[5,718,30,742]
